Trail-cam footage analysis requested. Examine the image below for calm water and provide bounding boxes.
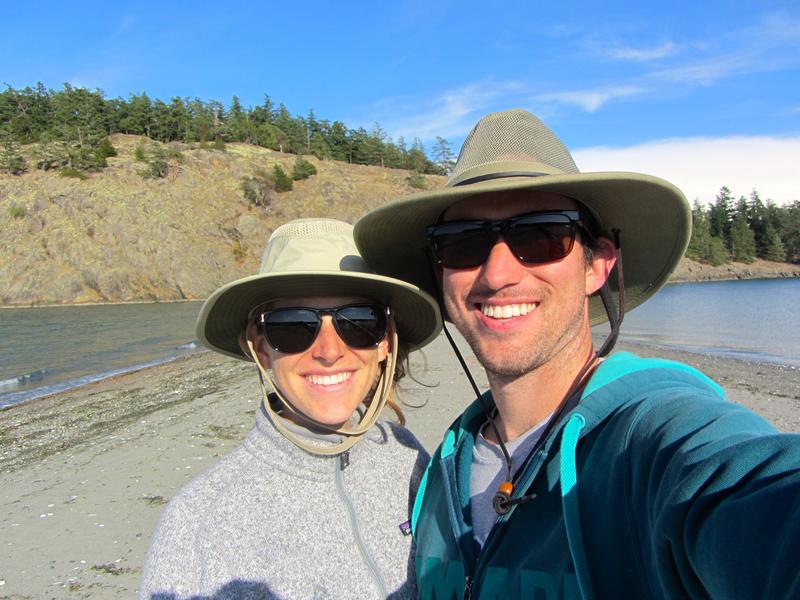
[0,302,204,408]
[600,278,800,366]
[1,279,798,408]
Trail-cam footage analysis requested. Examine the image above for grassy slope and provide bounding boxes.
[0,135,444,305]
[1,136,798,306]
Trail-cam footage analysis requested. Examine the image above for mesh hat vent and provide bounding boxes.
[449,109,578,185]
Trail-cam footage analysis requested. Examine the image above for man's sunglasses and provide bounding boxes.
[257,303,389,354]
[426,210,588,269]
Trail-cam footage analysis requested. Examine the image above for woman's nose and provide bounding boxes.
[311,316,346,362]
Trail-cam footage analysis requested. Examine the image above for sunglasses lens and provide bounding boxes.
[263,309,319,353]
[506,222,575,263]
[335,305,387,348]
[430,212,579,268]
[260,305,387,353]
[430,223,494,269]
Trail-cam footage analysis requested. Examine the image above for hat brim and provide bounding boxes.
[353,171,690,325]
[196,270,443,360]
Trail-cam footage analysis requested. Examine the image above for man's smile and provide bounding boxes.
[479,302,538,319]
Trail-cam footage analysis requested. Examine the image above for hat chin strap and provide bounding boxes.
[245,329,398,456]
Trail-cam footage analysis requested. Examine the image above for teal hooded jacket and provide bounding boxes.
[412,352,800,599]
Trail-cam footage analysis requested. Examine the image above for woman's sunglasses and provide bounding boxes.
[426,210,587,269]
[257,303,389,354]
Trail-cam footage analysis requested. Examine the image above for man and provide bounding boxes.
[354,109,800,599]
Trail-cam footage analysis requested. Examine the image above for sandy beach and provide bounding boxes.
[1,332,799,599]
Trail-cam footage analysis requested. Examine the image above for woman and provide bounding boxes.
[139,218,441,599]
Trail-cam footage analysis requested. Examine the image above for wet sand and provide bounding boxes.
[1,333,799,598]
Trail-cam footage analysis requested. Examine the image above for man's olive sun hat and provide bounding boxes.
[353,109,691,325]
[196,218,442,360]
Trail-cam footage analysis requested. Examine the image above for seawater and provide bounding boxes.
[594,278,800,367]
[0,302,205,408]
[1,279,798,408]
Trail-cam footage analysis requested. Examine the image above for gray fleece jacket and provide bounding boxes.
[139,402,429,600]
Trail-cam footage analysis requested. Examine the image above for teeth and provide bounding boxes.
[307,372,352,386]
[481,303,536,319]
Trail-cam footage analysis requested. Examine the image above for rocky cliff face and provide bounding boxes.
[0,136,444,305]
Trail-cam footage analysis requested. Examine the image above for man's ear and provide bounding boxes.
[585,237,617,296]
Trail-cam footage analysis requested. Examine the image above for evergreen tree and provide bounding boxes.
[291,155,317,180]
[170,96,192,144]
[729,213,757,262]
[327,121,351,162]
[761,223,786,261]
[366,123,388,167]
[124,93,154,136]
[746,190,770,257]
[225,95,249,142]
[408,138,428,173]
[686,199,728,265]
[433,136,455,174]
[780,201,800,263]
[272,164,293,191]
[708,186,734,248]
[0,130,27,175]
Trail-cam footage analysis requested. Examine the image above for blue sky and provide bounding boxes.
[2,0,798,204]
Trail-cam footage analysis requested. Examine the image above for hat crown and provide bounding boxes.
[260,218,372,276]
[448,109,579,187]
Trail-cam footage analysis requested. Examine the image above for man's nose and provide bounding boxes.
[479,237,525,290]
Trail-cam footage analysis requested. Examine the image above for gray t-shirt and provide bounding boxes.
[469,415,552,547]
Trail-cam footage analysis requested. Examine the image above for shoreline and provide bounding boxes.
[1,260,798,309]
[1,334,798,598]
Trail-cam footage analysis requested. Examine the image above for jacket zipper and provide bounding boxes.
[335,450,389,599]
[462,447,550,597]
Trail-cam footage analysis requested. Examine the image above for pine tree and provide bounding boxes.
[433,136,455,175]
[272,164,293,191]
[686,200,728,265]
[708,186,734,248]
[729,213,757,262]
[761,223,786,261]
[0,132,27,175]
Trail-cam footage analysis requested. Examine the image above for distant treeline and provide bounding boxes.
[688,187,800,265]
[2,84,798,266]
[0,82,452,175]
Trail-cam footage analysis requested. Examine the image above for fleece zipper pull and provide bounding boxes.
[463,575,473,600]
[340,450,350,470]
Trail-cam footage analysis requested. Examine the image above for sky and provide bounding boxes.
[1,0,798,205]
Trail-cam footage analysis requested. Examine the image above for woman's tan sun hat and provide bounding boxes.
[196,218,442,360]
[353,108,691,324]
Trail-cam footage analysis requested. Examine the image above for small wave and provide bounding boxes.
[0,377,20,390]
[177,341,199,350]
[0,358,177,410]
[0,369,48,390]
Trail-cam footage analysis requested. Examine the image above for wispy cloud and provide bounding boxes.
[648,12,800,85]
[68,66,133,93]
[535,85,644,112]
[574,135,800,205]
[365,11,800,143]
[607,42,678,61]
[362,79,524,142]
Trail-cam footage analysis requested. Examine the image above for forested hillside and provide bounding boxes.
[0,135,445,305]
[1,84,798,306]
